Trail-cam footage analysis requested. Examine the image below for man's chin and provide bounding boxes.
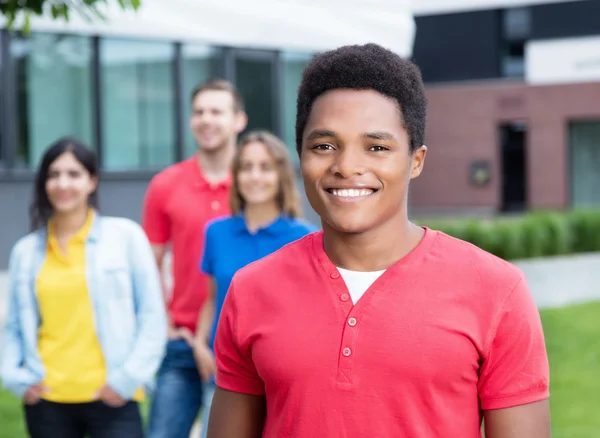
[323,217,374,235]
[198,141,226,152]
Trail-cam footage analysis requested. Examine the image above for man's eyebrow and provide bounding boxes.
[363,131,395,141]
[305,130,396,142]
[306,129,336,141]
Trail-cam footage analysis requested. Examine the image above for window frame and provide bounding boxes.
[2,31,95,176]
[224,47,283,139]
[180,43,227,160]
[568,118,600,209]
[0,29,18,177]
[98,35,180,171]
[0,30,311,179]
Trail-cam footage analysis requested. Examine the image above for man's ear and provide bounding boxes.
[410,145,427,180]
[235,111,248,134]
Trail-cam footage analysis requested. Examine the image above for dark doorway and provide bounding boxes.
[228,49,280,137]
[499,122,527,212]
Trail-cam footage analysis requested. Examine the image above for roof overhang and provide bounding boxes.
[1,0,416,57]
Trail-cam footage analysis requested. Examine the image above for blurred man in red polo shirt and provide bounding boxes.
[143,80,247,438]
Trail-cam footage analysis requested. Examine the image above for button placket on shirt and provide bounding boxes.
[196,179,228,215]
[330,269,360,384]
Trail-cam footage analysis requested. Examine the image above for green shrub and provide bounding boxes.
[492,219,527,260]
[417,208,600,261]
[520,214,550,258]
[570,210,600,253]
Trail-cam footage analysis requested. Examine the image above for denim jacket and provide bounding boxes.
[0,214,167,399]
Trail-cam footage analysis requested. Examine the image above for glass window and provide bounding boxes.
[0,29,4,172]
[12,33,93,169]
[503,7,531,41]
[570,121,600,207]
[0,86,3,171]
[502,42,525,78]
[235,53,276,134]
[100,38,175,170]
[181,45,224,158]
[281,52,312,162]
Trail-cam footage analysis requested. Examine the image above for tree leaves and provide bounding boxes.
[1,0,142,33]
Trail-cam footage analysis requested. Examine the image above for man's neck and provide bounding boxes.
[196,141,236,184]
[52,207,89,239]
[322,215,424,272]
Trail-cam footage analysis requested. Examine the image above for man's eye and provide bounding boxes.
[370,145,389,152]
[312,144,334,151]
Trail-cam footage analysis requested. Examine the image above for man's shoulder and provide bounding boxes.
[148,159,193,190]
[433,229,524,288]
[233,232,316,284]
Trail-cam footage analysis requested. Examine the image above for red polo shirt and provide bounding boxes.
[214,228,550,437]
[142,157,230,332]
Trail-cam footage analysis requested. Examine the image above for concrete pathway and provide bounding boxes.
[513,253,600,309]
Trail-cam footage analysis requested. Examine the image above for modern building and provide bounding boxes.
[0,0,415,268]
[409,0,600,216]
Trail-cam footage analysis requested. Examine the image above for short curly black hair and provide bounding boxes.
[295,43,427,155]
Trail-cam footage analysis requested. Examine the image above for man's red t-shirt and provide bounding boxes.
[142,157,230,332]
[214,228,550,437]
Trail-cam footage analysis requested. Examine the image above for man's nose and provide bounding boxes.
[330,147,365,178]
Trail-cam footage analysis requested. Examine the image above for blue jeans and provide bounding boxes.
[147,339,204,438]
[200,382,216,438]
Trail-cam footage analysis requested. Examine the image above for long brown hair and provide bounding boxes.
[230,131,302,218]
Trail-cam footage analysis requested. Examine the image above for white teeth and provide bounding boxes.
[330,188,374,197]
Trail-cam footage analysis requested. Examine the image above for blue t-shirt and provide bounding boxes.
[200,215,318,350]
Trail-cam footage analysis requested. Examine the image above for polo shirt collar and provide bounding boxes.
[233,214,290,236]
[46,208,98,244]
[187,156,232,190]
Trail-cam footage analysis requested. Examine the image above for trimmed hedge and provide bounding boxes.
[417,209,600,261]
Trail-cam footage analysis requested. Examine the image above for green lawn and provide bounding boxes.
[542,301,600,437]
[0,301,599,437]
[0,388,26,438]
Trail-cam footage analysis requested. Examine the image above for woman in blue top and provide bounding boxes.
[194,130,317,436]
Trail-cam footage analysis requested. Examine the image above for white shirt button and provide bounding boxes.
[211,200,221,211]
[342,347,352,357]
[348,318,357,327]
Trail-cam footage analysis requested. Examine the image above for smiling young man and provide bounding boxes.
[207,44,551,438]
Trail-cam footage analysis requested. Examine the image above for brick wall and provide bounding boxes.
[409,80,600,216]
